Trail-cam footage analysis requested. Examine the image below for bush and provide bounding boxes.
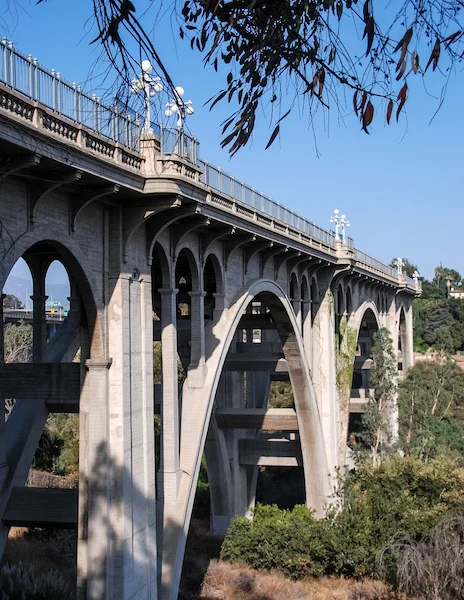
[221,504,338,579]
[221,455,464,582]
[378,516,464,598]
[0,562,69,599]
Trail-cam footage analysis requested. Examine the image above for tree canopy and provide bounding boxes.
[2,294,23,309]
[36,0,464,153]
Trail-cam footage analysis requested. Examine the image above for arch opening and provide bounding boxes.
[348,307,380,440]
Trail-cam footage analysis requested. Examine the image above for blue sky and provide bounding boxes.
[2,0,463,282]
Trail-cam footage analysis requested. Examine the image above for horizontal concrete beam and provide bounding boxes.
[223,354,287,372]
[354,357,373,369]
[238,314,276,330]
[3,487,78,528]
[238,438,302,467]
[215,408,298,430]
[0,363,80,405]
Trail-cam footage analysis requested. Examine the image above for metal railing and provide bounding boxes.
[0,37,141,150]
[0,38,412,285]
[354,249,398,278]
[161,126,199,164]
[199,159,336,247]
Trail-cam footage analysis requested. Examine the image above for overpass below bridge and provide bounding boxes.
[0,39,419,600]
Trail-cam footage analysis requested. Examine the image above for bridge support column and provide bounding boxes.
[79,268,157,600]
[0,294,7,491]
[31,292,48,363]
[187,290,207,385]
[159,287,181,503]
[311,285,338,476]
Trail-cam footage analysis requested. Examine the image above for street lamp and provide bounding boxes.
[394,257,405,276]
[165,86,194,131]
[330,209,350,243]
[130,59,163,134]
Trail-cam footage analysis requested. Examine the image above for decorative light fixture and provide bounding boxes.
[130,59,163,133]
[393,257,405,276]
[165,86,194,130]
[330,209,350,243]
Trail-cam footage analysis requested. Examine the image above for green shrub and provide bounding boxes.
[221,455,464,582]
[0,562,69,599]
[221,504,337,579]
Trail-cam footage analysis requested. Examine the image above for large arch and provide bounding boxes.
[1,237,102,358]
[162,279,332,599]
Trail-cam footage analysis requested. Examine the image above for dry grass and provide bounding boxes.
[200,561,406,600]
[2,527,77,595]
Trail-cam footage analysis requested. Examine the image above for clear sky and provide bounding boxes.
[2,0,463,281]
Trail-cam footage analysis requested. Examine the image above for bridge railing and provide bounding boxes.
[199,159,336,247]
[354,248,398,279]
[0,38,141,150]
[160,126,199,164]
[0,39,415,286]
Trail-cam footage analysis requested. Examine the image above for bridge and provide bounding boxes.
[0,39,419,600]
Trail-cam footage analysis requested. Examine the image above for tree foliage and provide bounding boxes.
[2,294,23,309]
[413,295,464,353]
[389,258,418,279]
[3,322,32,364]
[221,455,464,581]
[398,359,464,460]
[354,328,397,464]
[37,0,464,153]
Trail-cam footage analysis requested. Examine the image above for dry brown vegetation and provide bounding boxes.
[200,561,405,600]
[2,527,77,596]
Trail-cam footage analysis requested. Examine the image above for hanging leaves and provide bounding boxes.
[425,38,441,72]
[386,99,393,124]
[394,27,413,81]
[396,82,408,121]
[361,100,374,133]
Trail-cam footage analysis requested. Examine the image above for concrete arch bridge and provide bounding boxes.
[0,41,419,600]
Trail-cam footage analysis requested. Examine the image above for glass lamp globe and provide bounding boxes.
[186,105,194,115]
[141,59,153,74]
[165,108,173,117]
[175,86,185,98]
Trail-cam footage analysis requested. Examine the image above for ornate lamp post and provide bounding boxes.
[330,209,350,243]
[330,209,342,240]
[165,86,194,131]
[130,59,163,134]
[394,257,405,276]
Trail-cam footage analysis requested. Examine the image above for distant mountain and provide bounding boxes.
[4,276,70,309]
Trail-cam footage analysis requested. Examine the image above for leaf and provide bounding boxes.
[318,67,325,96]
[276,109,291,125]
[363,0,370,24]
[396,82,408,121]
[424,38,441,73]
[209,90,227,110]
[393,27,413,54]
[362,100,374,133]
[386,99,393,124]
[353,91,359,116]
[443,30,462,48]
[395,59,406,81]
[265,124,280,150]
[363,16,375,56]
[411,51,419,74]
